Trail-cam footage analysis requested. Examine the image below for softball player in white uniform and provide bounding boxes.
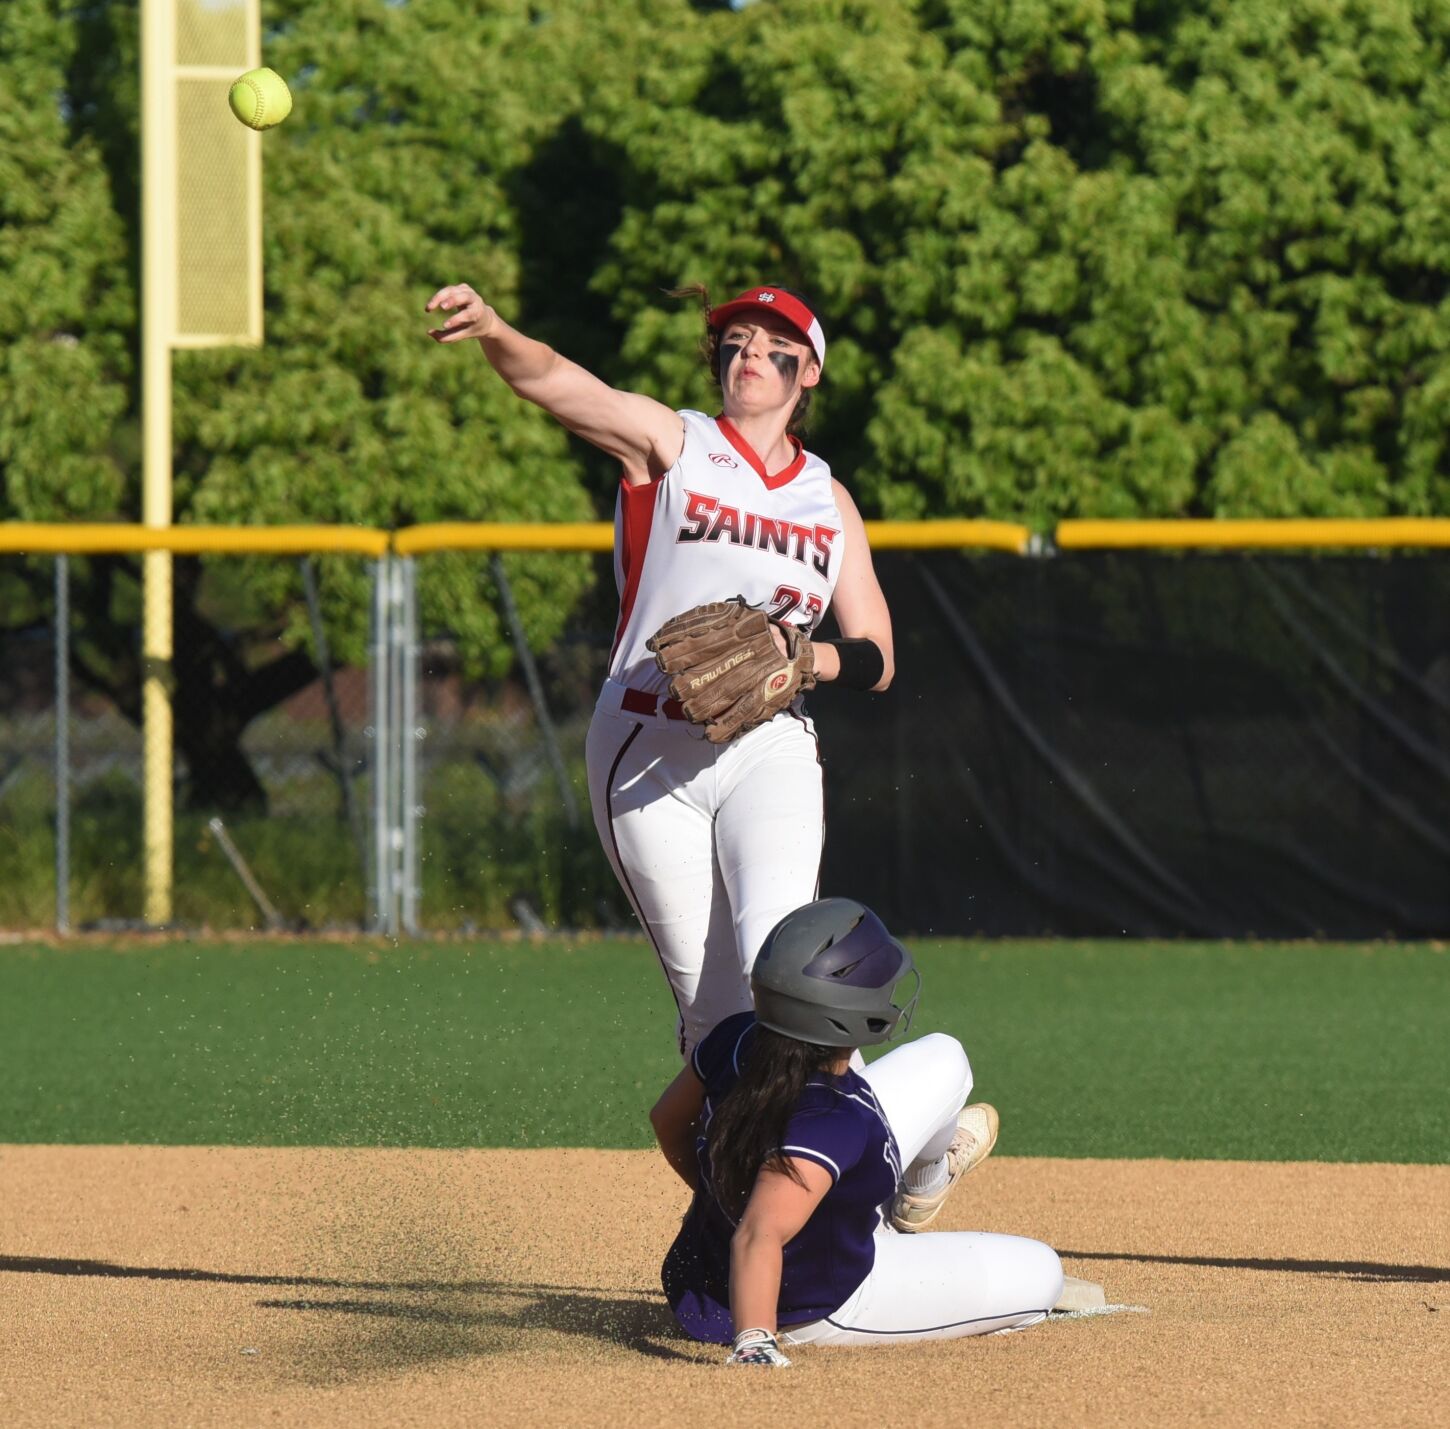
[428,283,894,1055]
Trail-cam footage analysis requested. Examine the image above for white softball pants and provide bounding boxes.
[586,683,825,1057]
[782,1034,1064,1346]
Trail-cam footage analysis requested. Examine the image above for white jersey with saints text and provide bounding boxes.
[607,409,845,694]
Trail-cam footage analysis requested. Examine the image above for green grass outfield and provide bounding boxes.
[1,939,1445,1161]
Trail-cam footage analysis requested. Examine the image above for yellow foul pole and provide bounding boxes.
[141,0,176,925]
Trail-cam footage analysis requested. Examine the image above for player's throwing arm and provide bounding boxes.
[427,282,896,1056]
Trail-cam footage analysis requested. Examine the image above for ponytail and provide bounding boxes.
[706,1027,839,1218]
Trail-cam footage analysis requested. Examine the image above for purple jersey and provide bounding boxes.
[662,1012,902,1343]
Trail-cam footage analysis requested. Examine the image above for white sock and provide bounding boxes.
[904,1155,949,1196]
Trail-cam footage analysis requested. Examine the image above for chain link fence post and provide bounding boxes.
[385,559,405,935]
[54,554,70,935]
[400,557,422,935]
[366,556,421,937]
[368,557,393,933]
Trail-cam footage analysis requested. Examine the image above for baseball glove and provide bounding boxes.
[646,598,816,744]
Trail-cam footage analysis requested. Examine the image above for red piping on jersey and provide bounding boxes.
[610,475,663,660]
[716,416,807,491]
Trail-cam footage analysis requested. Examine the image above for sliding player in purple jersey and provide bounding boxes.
[649,898,1064,1365]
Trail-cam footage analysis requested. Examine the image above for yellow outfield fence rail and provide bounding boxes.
[1055,518,1450,549]
[0,520,1033,556]
[394,520,1036,554]
[0,524,390,556]
[394,522,614,554]
[864,520,1031,552]
[5,519,1450,556]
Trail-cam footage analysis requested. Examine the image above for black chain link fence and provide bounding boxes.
[0,554,372,930]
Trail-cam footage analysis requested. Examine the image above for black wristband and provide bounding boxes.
[821,638,885,691]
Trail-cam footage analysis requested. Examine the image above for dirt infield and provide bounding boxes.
[1,1148,1443,1427]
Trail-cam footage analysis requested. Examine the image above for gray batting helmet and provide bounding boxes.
[751,898,920,1047]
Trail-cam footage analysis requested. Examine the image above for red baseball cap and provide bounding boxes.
[708,286,826,370]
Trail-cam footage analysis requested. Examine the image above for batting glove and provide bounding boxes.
[725,1328,791,1367]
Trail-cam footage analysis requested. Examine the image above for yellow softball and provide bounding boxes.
[227,67,293,131]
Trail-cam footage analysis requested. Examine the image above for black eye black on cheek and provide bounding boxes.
[768,351,799,384]
[720,342,744,378]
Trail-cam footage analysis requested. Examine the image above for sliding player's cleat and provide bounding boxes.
[890,1102,1000,1232]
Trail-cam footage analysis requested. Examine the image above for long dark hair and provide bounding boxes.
[706,1026,841,1218]
[670,284,816,435]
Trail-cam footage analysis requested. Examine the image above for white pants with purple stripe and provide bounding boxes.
[586,687,824,1056]
[782,1034,1064,1345]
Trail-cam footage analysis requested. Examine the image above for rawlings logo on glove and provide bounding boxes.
[646,598,817,744]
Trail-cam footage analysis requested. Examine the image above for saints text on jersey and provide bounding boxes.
[677,489,840,579]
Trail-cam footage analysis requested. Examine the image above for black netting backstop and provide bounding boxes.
[810,552,1450,938]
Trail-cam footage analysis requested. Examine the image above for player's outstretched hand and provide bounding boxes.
[724,1328,791,1367]
[426,284,499,343]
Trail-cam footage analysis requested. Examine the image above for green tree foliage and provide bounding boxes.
[2,0,604,807]
[0,0,130,521]
[585,0,1450,522]
[4,0,1449,807]
[180,0,603,670]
